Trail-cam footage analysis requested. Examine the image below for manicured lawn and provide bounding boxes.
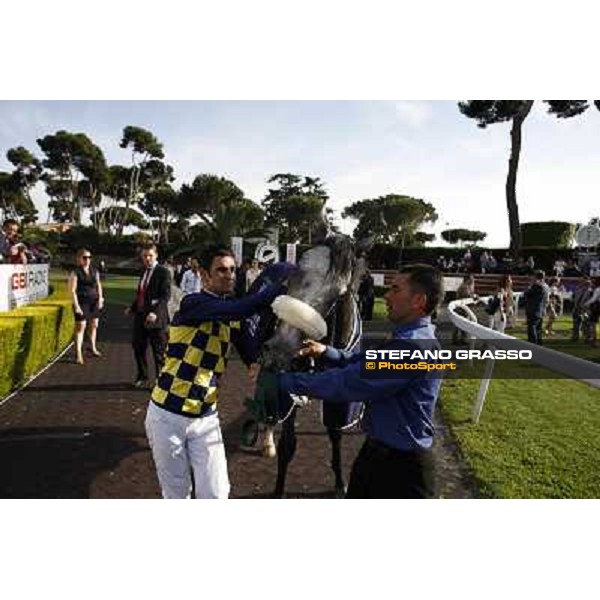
[100,275,138,306]
[50,270,138,306]
[440,312,600,498]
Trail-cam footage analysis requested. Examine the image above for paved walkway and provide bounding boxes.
[0,304,475,498]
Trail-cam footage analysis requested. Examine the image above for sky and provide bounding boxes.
[0,99,599,248]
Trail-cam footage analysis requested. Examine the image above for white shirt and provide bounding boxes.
[180,269,202,296]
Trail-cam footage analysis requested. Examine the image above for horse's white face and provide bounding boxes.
[261,241,354,372]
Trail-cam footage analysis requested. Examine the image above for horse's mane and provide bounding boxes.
[322,234,355,282]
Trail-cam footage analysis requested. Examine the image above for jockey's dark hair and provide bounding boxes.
[398,263,444,315]
[200,245,236,271]
[3,218,18,229]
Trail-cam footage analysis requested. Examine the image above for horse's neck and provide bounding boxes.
[326,291,361,352]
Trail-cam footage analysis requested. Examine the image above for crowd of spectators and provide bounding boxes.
[434,248,599,278]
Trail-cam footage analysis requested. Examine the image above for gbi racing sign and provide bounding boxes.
[0,264,50,311]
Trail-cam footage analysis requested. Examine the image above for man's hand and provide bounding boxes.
[124,306,132,316]
[297,339,326,358]
[98,298,104,310]
[145,312,157,326]
[74,306,83,317]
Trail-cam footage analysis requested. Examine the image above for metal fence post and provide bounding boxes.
[472,355,496,424]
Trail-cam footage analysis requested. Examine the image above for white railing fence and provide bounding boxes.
[446,294,600,424]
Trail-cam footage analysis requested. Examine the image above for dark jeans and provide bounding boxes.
[526,315,543,345]
[346,438,434,499]
[360,296,375,321]
[132,315,168,380]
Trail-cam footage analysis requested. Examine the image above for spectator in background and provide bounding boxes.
[545,277,563,337]
[527,256,536,271]
[69,248,104,364]
[583,278,600,347]
[553,258,565,277]
[588,256,600,278]
[452,274,475,345]
[563,259,583,278]
[358,270,375,321]
[180,257,202,296]
[571,277,592,342]
[487,280,506,334]
[488,253,497,273]
[501,274,516,328]
[0,219,28,264]
[480,251,490,274]
[174,260,186,287]
[522,270,549,345]
[446,257,455,272]
[245,259,261,291]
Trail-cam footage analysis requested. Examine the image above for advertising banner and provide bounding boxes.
[0,264,50,312]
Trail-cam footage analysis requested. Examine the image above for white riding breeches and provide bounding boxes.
[145,402,230,499]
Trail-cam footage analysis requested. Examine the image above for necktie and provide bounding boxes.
[137,268,152,310]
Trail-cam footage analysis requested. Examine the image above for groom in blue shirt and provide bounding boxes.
[259,264,444,498]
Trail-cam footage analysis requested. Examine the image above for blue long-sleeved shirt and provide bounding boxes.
[279,316,442,451]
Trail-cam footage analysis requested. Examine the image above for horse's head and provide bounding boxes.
[260,232,371,371]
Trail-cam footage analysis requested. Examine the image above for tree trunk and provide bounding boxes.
[506,100,533,259]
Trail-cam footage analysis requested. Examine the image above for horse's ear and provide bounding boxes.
[311,205,330,244]
[355,235,375,257]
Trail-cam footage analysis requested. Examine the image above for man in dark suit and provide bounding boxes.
[126,243,172,387]
[522,270,549,345]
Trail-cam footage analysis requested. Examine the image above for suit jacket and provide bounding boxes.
[131,264,172,329]
[523,282,549,318]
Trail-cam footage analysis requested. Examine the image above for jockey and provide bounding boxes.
[145,245,295,499]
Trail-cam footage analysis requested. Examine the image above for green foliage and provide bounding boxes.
[119,126,164,159]
[441,228,487,245]
[343,194,438,244]
[520,221,575,248]
[458,100,531,128]
[37,130,108,225]
[180,174,264,244]
[412,232,436,245]
[261,174,329,244]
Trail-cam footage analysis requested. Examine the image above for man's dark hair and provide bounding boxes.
[534,270,545,280]
[141,243,158,253]
[199,246,236,271]
[398,263,444,315]
[3,219,18,230]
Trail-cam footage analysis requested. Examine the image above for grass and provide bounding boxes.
[50,269,138,307]
[100,276,138,306]
[440,312,600,498]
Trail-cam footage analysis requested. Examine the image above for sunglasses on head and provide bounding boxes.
[215,266,236,274]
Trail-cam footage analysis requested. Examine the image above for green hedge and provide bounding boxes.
[0,293,73,398]
[0,317,28,397]
[520,221,576,248]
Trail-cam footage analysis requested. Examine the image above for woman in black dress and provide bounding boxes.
[69,248,104,364]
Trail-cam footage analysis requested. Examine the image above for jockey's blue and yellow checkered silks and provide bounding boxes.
[151,319,241,417]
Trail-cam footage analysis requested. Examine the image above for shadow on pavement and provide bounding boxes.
[0,426,147,498]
